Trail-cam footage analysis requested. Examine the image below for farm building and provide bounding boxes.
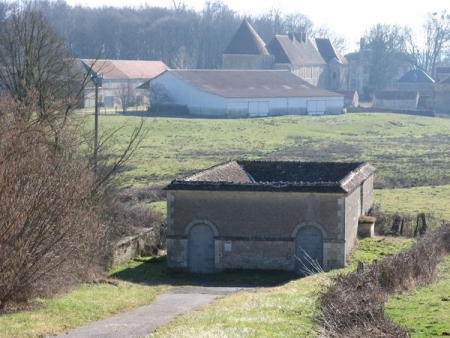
[397,69,435,109]
[222,20,349,91]
[81,59,168,109]
[373,91,419,110]
[165,160,375,274]
[149,69,344,117]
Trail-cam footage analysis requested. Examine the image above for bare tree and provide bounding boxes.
[363,24,411,94]
[408,11,450,77]
[0,96,108,307]
[284,12,314,35]
[0,1,153,308]
[114,81,136,113]
[149,83,172,107]
[0,1,86,119]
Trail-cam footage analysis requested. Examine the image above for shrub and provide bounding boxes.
[316,225,450,337]
[0,101,108,308]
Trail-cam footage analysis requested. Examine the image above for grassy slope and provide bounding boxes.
[3,113,449,336]
[88,113,450,220]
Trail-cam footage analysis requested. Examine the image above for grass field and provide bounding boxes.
[386,256,450,337]
[2,112,449,337]
[84,112,450,220]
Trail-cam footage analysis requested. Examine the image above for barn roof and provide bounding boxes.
[81,59,169,80]
[165,160,375,193]
[266,35,326,66]
[223,19,270,55]
[398,69,435,83]
[155,69,342,98]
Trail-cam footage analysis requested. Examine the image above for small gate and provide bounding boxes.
[188,224,215,273]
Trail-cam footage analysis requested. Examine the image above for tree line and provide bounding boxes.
[5,0,445,91]
[0,0,345,69]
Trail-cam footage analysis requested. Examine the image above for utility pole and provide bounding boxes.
[91,73,102,173]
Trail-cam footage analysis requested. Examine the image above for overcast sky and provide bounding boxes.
[66,0,448,53]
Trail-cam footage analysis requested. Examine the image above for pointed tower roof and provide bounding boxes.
[223,20,270,55]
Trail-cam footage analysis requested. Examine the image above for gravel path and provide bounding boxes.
[53,286,243,338]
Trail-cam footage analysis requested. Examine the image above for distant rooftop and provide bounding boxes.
[165,160,375,193]
[223,20,270,56]
[158,70,341,98]
[81,59,168,80]
[398,69,435,83]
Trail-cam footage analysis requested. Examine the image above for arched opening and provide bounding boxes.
[295,225,324,275]
[188,224,215,273]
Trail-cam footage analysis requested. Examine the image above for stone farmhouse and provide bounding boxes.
[165,160,375,274]
[150,69,344,117]
[222,20,349,92]
[81,59,168,109]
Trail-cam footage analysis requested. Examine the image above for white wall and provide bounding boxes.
[151,72,227,116]
[152,72,344,117]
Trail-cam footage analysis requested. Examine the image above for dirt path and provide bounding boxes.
[53,286,244,338]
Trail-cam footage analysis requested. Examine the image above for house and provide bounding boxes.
[373,91,419,110]
[222,20,349,91]
[81,59,168,109]
[165,160,376,273]
[397,69,435,109]
[149,69,344,117]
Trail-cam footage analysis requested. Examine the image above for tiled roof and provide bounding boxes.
[398,69,435,83]
[375,91,418,100]
[161,70,342,98]
[266,35,326,66]
[81,59,169,80]
[313,38,348,65]
[165,160,375,193]
[223,20,270,55]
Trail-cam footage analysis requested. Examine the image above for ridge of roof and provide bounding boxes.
[80,59,168,79]
[223,20,270,56]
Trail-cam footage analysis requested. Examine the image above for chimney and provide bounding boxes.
[288,32,306,43]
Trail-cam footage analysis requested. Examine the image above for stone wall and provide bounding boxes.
[112,228,157,266]
[166,189,368,272]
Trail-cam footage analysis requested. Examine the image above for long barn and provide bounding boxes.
[150,69,344,117]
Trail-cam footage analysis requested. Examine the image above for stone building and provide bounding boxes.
[165,160,375,274]
[222,20,349,91]
[397,69,435,109]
